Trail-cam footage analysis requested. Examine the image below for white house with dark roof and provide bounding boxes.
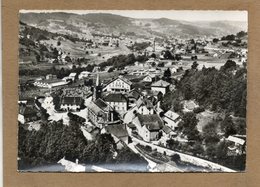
[151,80,170,95]
[103,76,132,93]
[163,110,181,130]
[60,97,83,111]
[103,93,128,114]
[132,114,163,142]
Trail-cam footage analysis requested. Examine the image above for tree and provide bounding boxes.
[236,31,247,38]
[65,56,72,63]
[57,41,61,46]
[221,116,237,137]
[166,139,180,150]
[157,62,164,67]
[191,61,199,69]
[150,53,156,58]
[178,112,200,141]
[213,38,219,43]
[202,122,220,145]
[171,154,181,163]
[221,60,237,71]
[163,50,174,60]
[191,143,204,156]
[163,68,171,80]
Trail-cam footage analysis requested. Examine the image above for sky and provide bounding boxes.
[20,10,248,22]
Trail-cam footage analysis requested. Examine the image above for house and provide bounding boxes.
[18,104,40,124]
[87,98,117,129]
[69,73,77,81]
[226,135,246,156]
[132,114,163,142]
[126,122,137,135]
[60,97,83,111]
[151,80,170,95]
[80,125,100,141]
[46,74,57,80]
[143,74,157,83]
[33,79,68,88]
[103,93,128,114]
[163,110,181,130]
[58,157,85,172]
[162,125,175,137]
[103,76,132,93]
[142,90,163,102]
[136,97,154,115]
[78,71,90,79]
[103,124,129,149]
[126,89,143,107]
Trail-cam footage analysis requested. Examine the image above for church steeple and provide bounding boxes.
[93,73,101,101]
[96,73,100,86]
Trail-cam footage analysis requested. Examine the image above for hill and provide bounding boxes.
[20,12,248,38]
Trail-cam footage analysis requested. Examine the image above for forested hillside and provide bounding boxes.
[18,118,148,171]
[162,60,247,118]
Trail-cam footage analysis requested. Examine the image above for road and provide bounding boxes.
[127,142,182,172]
[131,136,235,172]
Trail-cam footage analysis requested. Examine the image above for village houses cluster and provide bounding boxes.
[18,27,248,168]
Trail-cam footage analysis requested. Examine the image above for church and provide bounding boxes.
[87,74,120,128]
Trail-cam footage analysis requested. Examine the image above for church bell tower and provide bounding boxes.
[93,73,102,101]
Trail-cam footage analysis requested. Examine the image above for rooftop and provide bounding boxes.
[106,75,132,86]
[35,79,66,84]
[103,93,128,102]
[61,97,83,106]
[127,89,142,100]
[151,80,170,88]
[227,135,245,145]
[19,105,38,116]
[164,110,180,121]
[88,98,112,115]
[137,114,163,131]
[105,124,128,138]
[136,97,154,109]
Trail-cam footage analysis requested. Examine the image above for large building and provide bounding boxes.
[103,76,132,93]
[60,97,83,111]
[87,98,117,129]
[103,93,128,114]
[33,79,69,89]
[151,80,170,95]
[132,114,164,142]
[87,73,119,128]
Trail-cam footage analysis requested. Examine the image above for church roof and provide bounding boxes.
[103,93,128,102]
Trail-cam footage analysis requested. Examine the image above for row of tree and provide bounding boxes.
[18,116,148,171]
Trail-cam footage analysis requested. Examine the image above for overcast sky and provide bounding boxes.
[20,10,248,22]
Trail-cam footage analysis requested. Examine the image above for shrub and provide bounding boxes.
[171,154,181,162]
